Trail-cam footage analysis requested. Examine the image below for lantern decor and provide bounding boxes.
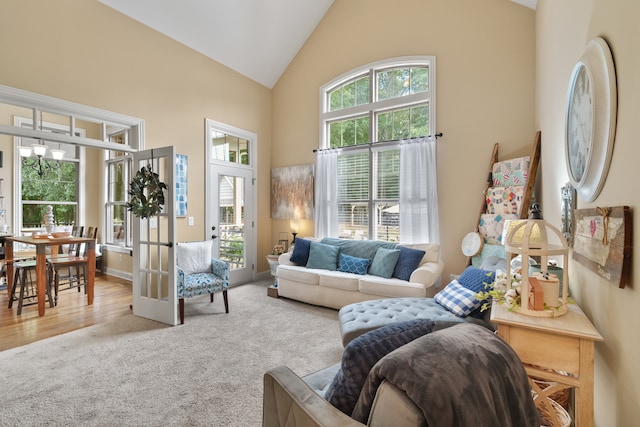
[503,203,569,317]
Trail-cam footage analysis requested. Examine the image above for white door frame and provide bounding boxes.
[205,119,257,285]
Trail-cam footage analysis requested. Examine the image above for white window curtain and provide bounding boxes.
[314,149,339,238]
[399,137,440,243]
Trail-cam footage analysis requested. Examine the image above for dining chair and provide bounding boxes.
[8,259,54,315]
[48,226,97,304]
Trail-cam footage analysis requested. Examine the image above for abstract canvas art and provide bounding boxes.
[271,164,314,219]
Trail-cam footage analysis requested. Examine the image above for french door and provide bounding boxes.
[132,146,178,325]
[208,164,255,284]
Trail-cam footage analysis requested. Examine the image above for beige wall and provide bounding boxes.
[0,0,273,272]
[537,0,640,424]
[272,0,536,275]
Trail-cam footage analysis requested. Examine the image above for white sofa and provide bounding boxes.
[277,240,444,310]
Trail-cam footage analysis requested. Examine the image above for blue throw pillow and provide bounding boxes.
[392,246,426,281]
[337,253,370,275]
[289,238,312,266]
[434,280,481,317]
[369,247,400,278]
[306,241,340,270]
[457,266,495,293]
[324,319,436,416]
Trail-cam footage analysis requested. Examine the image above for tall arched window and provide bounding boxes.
[318,56,438,242]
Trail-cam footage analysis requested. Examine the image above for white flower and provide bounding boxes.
[503,288,520,308]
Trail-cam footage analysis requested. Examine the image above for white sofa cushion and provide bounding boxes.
[277,265,320,286]
[319,271,360,291]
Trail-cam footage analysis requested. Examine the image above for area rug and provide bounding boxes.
[0,281,344,426]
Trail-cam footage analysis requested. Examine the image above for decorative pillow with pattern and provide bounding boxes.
[337,253,371,275]
[434,280,481,317]
[324,319,436,416]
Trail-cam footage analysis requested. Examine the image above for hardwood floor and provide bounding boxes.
[0,274,132,351]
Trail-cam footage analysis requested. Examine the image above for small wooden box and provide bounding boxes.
[267,285,279,298]
[528,277,544,311]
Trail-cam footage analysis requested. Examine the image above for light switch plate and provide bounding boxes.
[188,216,194,226]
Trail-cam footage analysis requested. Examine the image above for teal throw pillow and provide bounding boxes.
[369,247,400,278]
[338,253,370,275]
[306,241,340,270]
[392,246,426,281]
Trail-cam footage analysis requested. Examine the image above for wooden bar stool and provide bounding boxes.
[8,260,54,315]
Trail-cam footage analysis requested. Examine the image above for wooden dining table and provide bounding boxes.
[5,235,96,316]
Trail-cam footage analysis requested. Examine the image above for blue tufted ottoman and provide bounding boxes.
[338,297,493,347]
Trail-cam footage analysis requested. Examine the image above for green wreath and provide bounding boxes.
[126,164,168,219]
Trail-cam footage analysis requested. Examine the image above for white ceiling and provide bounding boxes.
[99,0,536,89]
[98,0,335,88]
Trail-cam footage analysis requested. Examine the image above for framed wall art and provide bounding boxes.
[564,37,617,202]
[271,164,314,220]
[572,206,631,288]
[175,154,188,217]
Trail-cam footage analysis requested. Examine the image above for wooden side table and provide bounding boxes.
[491,302,603,426]
[266,255,279,297]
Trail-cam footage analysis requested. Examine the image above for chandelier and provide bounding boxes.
[19,112,65,177]
[19,141,65,177]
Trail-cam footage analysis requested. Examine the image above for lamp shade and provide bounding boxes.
[18,146,33,157]
[50,149,65,160]
[32,144,47,157]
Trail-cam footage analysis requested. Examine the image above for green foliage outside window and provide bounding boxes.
[21,161,77,227]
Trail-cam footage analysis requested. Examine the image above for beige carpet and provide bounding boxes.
[0,280,344,426]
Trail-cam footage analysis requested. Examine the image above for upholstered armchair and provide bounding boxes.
[176,241,230,324]
[263,323,540,427]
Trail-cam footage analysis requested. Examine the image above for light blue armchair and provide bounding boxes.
[176,241,230,324]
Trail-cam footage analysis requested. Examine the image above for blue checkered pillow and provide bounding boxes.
[434,280,481,317]
[337,253,370,275]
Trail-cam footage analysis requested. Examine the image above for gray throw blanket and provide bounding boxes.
[351,323,540,426]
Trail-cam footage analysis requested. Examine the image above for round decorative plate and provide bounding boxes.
[461,232,483,257]
[564,37,617,202]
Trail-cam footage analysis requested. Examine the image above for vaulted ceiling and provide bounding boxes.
[99,0,536,89]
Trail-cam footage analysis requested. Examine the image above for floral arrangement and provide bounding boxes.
[475,269,523,312]
[271,244,285,256]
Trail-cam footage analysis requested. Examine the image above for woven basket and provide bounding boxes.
[532,391,571,427]
[531,378,570,410]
